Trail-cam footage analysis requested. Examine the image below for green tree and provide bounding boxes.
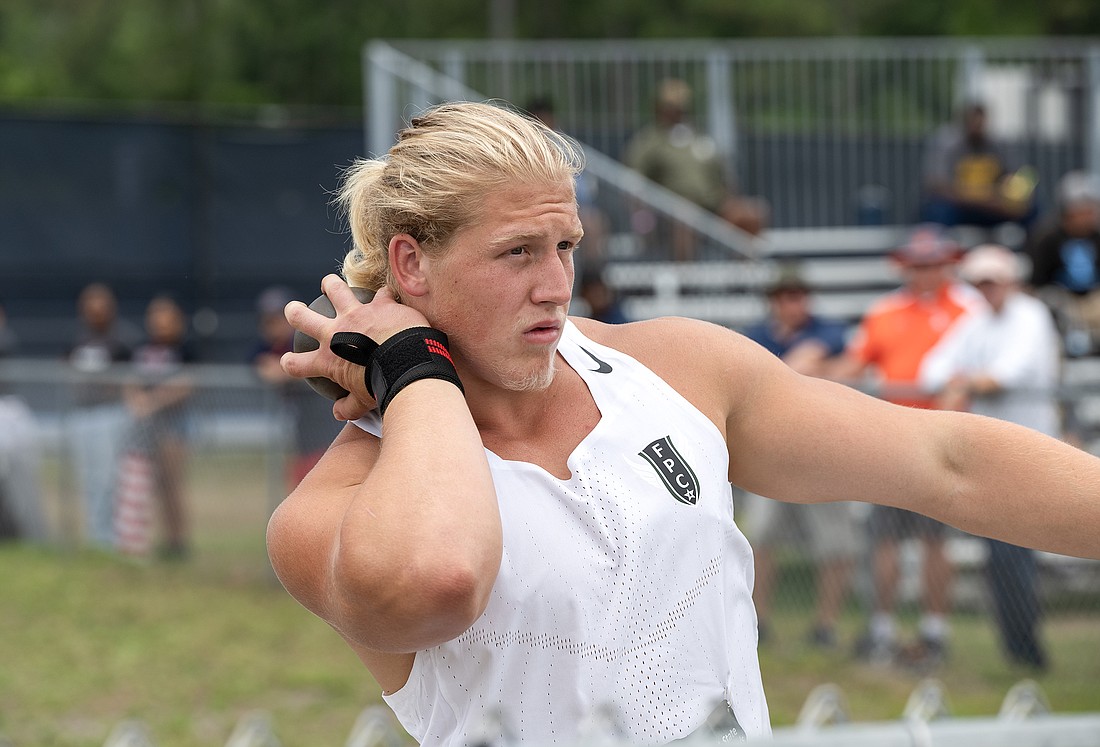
[1,0,1098,108]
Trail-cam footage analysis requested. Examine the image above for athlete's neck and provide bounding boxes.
[470,357,600,479]
[465,356,570,438]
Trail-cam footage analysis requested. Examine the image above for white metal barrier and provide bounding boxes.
[100,721,156,747]
[767,714,1100,747]
[344,706,407,747]
[767,679,1099,746]
[85,681,1099,746]
[223,712,281,747]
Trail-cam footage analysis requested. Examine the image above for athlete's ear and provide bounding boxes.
[390,233,429,299]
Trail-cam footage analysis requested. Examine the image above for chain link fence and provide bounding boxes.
[0,359,341,578]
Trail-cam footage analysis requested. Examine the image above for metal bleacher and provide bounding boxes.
[604,225,909,331]
[601,222,1032,331]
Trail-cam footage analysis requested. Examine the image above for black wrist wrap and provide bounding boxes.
[330,331,378,368]
[368,327,463,416]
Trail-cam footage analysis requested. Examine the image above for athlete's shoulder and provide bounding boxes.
[568,316,765,434]
[570,315,743,359]
[569,315,766,397]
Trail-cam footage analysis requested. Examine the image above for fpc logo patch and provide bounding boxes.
[639,436,700,505]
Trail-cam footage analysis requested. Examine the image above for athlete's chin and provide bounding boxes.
[498,361,557,392]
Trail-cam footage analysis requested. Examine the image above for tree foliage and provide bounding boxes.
[0,0,1097,110]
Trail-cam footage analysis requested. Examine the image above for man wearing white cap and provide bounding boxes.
[920,243,1061,670]
[835,223,983,668]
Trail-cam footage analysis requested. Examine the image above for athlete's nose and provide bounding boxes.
[533,249,574,306]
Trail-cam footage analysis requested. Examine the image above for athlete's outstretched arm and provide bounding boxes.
[719,324,1100,559]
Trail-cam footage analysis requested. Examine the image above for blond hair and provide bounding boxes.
[337,101,586,296]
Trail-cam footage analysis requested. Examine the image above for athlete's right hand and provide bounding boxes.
[281,274,431,421]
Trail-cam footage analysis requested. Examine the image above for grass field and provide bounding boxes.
[0,543,382,747]
[4,447,1099,746]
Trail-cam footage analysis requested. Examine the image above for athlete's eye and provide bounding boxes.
[509,246,527,256]
[557,241,574,252]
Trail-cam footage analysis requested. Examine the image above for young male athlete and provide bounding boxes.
[268,101,1100,745]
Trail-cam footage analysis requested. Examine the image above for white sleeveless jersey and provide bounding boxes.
[354,321,767,745]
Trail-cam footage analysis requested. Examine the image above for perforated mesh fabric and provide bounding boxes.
[357,321,768,745]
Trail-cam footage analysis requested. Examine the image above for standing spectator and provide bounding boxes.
[625,78,768,261]
[0,303,46,542]
[251,286,342,489]
[832,224,983,668]
[921,100,1037,232]
[741,265,860,648]
[1027,170,1100,357]
[920,244,1059,671]
[67,282,139,548]
[121,295,196,559]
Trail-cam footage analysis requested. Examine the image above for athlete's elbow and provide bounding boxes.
[911,410,988,531]
[330,541,497,650]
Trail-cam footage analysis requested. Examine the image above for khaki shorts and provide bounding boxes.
[1037,286,1100,337]
[738,492,863,561]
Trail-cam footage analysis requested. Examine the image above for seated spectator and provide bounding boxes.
[625,78,768,261]
[1027,170,1100,356]
[740,265,860,648]
[743,265,848,376]
[577,268,630,325]
[921,100,1037,233]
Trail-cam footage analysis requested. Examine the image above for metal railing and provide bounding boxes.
[364,41,761,261]
[364,38,1100,233]
[0,360,341,564]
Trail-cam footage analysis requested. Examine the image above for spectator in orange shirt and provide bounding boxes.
[832,223,982,669]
